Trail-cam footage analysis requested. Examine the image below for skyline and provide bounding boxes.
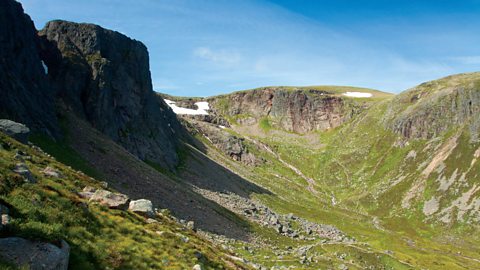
[20,0,480,96]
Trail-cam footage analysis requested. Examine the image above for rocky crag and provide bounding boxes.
[209,87,370,133]
[0,0,59,137]
[38,20,184,169]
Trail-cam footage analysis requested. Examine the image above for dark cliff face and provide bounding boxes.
[210,88,358,133]
[0,0,59,137]
[385,72,480,142]
[38,20,183,168]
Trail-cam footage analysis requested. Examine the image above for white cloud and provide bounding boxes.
[451,56,480,65]
[193,47,242,66]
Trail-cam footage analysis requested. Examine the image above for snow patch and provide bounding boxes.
[219,125,226,129]
[164,99,209,115]
[41,60,48,75]
[343,92,372,98]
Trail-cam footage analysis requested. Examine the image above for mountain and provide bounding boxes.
[0,0,479,269]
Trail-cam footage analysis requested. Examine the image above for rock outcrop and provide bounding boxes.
[88,189,130,210]
[0,237,70,270]
[0,0,59,137]
[38,20,184,169]
[386,72,480,142]
[129,199,154,217]
[0,119,30,144]
[210,88,360,133]
[187,119,262,166]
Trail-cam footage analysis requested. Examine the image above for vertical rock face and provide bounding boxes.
[386,73,480,142]
[39,20,183,168]
[0,0,59,137]
[211,88,358,133]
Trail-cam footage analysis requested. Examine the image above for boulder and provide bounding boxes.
[89,189,129,210]
[42,166,63,178]
[192,264,203,270]
[129,199,154,217]
[0,237,70,270]
[0,120,30,144]
[12,163,36,183]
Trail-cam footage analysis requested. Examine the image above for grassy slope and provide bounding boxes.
[194,77,480,269]
[0,133,246,269]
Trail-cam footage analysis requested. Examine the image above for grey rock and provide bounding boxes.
[209,88,362,133]
[42,166,63,178]
[0,237,70,270]
[39,20,185,169]
[129,199,154,216]
[89,189,129,209]
[13,163,36,183]
[0,120,30,144]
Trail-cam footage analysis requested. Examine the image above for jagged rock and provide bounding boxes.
[12,163,36,183]
[386,73,480,141]
[39,20,184,169]
[0,1,59,137]
[129,199,154,216]
[42,166,63,178]
[0,237,70,270]
[186,120,263,166]
[89,189,129,209]
[0,120,30,144]
[209,88,361,133]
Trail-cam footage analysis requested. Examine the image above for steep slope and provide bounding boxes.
[207,86,391,133]
[164,76,480,269]
[0,131,247,269]
[0,0,59,137]
[38,20,183,169]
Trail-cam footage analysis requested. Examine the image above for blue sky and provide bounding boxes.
[20,0,480,96]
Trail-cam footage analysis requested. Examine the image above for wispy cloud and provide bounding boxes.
[193,47,242,67]
[451,56,480,65]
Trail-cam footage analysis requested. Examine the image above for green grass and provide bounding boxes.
[0,133,246,269]
[258,117,272,133]
[29,133,104,181]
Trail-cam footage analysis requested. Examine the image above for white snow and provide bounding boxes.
[342,92,373,98]
[41,60,48,75]
[219,125,226,129]
[164,99,210,115]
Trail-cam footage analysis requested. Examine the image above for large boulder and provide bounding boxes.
[0,120,30,143]
[0,0,59,137]
[89,189,129,210]
[0,237,70,270]
[128,199,154,217]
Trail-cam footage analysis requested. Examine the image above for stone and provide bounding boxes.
[129,199,154,216]
[89,189,129,209]
[0,120,30,144]
[1,214,10,226]
[42,166,63,178]
[192,264,203,270]
[0,237,70,270]
[12,163,36,183]
[186,220,195,230]
[146,218,159,224]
